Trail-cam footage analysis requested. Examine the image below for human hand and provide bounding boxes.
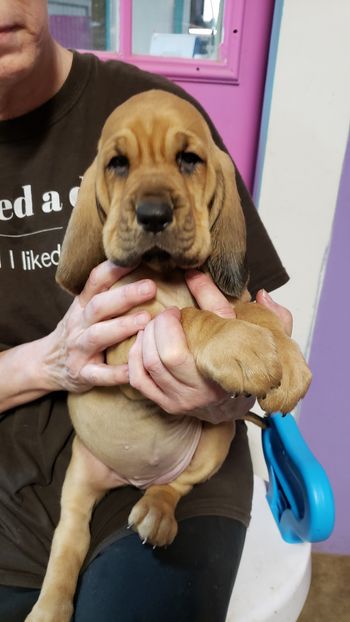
[128,270,254,422]
[48,261,156,393]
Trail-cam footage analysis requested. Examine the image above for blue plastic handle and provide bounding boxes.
[262,412,335,543]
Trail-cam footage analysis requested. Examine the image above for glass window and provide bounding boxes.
[132,0,224,60]
[48,0,119,51]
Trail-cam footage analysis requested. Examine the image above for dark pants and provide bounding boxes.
[0,516,246,622]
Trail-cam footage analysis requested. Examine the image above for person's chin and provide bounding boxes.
[0,41,36,82]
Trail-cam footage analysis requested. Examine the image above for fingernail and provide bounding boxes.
[135,312,149,326]
[138,281,153,295]
[261,289,272,301]
[165,306,180,319]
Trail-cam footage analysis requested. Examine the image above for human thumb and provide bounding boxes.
[256,289,293,336]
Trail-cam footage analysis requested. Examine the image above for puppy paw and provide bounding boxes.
[197,321,282,398]
[258,338,312,413]
[128,493,178,547]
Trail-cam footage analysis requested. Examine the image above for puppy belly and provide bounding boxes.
[68,388,202,488]
[102,423,201,489]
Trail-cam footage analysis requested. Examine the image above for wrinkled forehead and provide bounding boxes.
[99,90,213,160]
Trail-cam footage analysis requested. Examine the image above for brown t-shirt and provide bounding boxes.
[0,51,289,588]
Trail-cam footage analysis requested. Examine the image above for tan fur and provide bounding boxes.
[26,91,312,622]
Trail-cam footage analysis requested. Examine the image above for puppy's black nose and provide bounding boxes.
[136,197,173,233]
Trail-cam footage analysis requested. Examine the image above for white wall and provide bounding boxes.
[257,0,350,359]
[248,0,350,478]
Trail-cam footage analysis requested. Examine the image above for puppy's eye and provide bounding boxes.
[107,155,129,177]
[176,151,203,175]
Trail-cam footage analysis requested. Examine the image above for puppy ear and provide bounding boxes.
[206,149,248,298]
[56,160,105,295]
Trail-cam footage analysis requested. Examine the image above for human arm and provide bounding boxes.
[0,261,156,414]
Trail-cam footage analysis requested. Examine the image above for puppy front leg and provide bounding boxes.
[234,302,312,412]
[180,307,282,399]
[25,438,108,622]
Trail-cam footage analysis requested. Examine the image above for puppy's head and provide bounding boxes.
[57,90,248,297]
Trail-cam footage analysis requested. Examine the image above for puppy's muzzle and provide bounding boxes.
[136,195,173,233]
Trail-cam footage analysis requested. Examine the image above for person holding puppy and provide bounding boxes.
[0,2,290,621]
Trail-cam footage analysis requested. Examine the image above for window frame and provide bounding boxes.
[93,0,246,85]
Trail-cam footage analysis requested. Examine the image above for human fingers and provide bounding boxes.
[82,279,156,326]
[128,325,212,414]
[79,260,134,306]
[144,310,226,405]
[256,289,293,336]
[78,361,129,388]
[185,270,236,318]
[142,313,194,387]
[128,317,231,415]
[78,311,151,355]
[149,309,201,385]
[128,331,167,406]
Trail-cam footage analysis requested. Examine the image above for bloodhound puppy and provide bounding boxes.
[26,90,311,622]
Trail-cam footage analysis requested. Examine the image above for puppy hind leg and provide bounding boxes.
[25,437,112,622]
[128,421,234,548]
